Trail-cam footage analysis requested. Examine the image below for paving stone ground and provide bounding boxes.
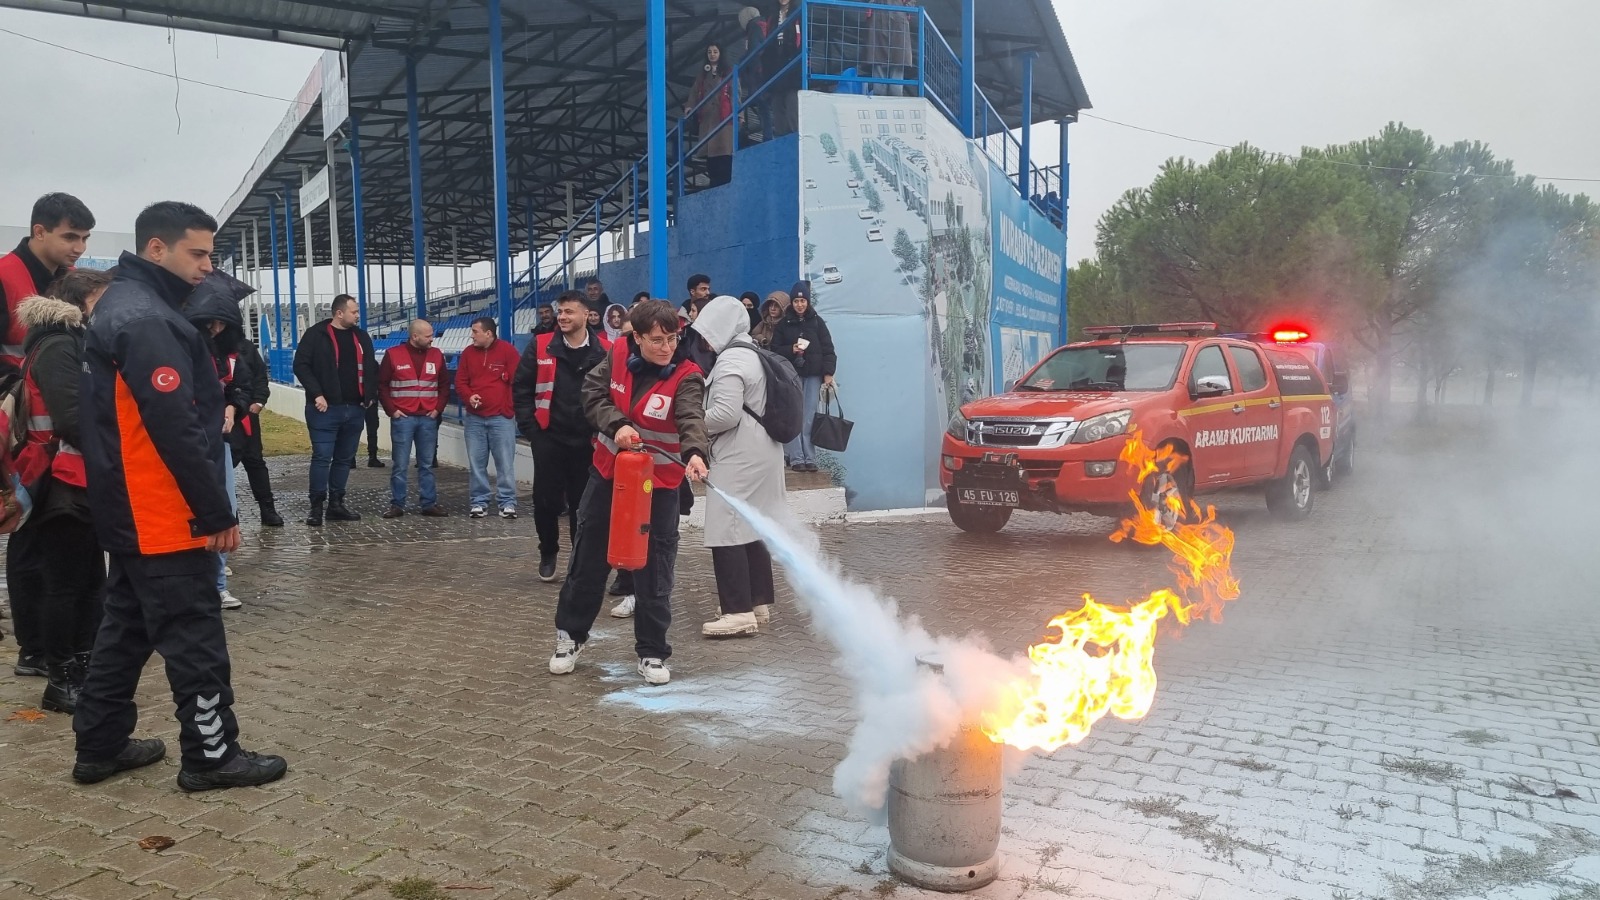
[2,413,1598,900]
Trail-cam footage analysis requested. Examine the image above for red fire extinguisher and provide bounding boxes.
[607,449,654,570]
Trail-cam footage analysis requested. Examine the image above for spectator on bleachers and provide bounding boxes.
[765,0,802,135]
[687,43,736,187]
[533,304,557,336]
[455,317,521,519]
[867,0,915,96]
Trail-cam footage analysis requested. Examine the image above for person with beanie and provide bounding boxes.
[771,280,836,471]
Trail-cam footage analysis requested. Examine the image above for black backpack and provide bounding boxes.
[734,343,804,444]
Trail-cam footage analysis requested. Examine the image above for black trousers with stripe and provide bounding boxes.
[74,550,241,770]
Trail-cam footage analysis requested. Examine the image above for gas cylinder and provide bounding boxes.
[607,449,654,570]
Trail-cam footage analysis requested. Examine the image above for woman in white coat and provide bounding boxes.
[695,296,787,637]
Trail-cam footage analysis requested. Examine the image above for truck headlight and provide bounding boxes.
[1071,410,1133,444]
[947,413,969,440]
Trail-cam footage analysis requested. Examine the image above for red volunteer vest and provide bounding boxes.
[590,341,700,490]
[0,252,41,368]
[532,331,612,429]
[16,353,87,490]
[384,344,447,415]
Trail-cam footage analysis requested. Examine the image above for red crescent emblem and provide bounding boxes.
[152,367,181,393]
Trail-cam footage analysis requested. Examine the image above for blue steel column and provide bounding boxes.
[959,0,976,137]
[488,0,513,341]
[283,182,298,352]
[647,0,669,299]
[1058,117,1072,347]
[1018,52,1035,198]
[268,195,283,360]
[406,56,428,318]
[348,115,370,331]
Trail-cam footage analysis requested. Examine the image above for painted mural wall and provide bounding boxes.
[798,92,1064,510]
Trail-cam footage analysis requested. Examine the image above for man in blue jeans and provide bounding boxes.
[378,319,451,518]
[292,294,379,526]
[454,317,521,518]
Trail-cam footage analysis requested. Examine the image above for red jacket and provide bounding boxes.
[379,343,450,417]
[454,339,520,419]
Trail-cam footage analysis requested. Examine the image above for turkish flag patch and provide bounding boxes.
[151,367,181,393]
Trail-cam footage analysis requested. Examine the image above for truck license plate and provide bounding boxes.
[958,488,1020,509]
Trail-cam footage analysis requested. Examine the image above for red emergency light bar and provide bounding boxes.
[1271,328,1311,343]
[1081,322,1218,338]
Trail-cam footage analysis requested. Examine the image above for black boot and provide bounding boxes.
[367,455,386,468]
[41,661,78,714]
[326,491,361,522]
[305,493,325,527]
[258,501,285,527]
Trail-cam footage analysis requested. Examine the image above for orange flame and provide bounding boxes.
[982,431,1241,752]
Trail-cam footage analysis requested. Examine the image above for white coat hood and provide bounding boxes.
[696,295,753,354]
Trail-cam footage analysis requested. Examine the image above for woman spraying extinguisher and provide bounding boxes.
[549,301,709,686]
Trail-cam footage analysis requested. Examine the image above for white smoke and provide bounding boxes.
[713,489,1027,820]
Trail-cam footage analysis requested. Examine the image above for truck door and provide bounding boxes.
[1225,344,1280,479]
[1181,344,1242,486]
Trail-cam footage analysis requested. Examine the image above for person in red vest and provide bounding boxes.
[513,291,610,582]
[378,319,451,518]
[549,300,709,686]
[0,193,94,371]
[10,270,111,713]
[454,316,522,518]
[2,192,94,679]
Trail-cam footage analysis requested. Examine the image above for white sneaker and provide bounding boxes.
[610,595,636,618]
[638,657,671,685]
[549,630,583,674]
[469,506,487,518]
[753,604,772,625]
[702,612,759,637]
[220,590,242,610]
[499,506,517,519]
[223,565,234,577]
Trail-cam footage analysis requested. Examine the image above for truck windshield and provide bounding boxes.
[1018,344,1185,392]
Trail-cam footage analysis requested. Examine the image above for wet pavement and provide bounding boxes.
[2,424,1598,900]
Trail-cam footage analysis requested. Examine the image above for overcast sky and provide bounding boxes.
[0,1,1596,269]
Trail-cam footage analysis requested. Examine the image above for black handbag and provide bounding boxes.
[810,390,853,452]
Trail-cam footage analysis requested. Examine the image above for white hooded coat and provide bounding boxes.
[697,295,787,547]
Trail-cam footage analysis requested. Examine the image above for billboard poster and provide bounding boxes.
[798,92,1062,510]
[987,169,1064,389]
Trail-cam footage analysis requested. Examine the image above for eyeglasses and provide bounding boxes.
[638,333,681,348]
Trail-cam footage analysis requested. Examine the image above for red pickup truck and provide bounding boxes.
[940,323,1335,533]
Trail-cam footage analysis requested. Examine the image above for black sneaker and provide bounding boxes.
[72,738,167,784]
[538,556,558,582]
[177,749,288,792]
[14,651,46,677]
[367,457,387,468]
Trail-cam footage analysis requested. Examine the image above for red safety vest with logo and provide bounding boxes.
[381,343,448,416]
[530,330,612,429]
[590,341,701,490]
[15,344,87,490]
[0,252,43,369]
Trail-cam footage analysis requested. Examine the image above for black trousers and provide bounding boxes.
[233,413,275,505]
[5,528,43,655]
[711,542,775,615]
[532,440,592,559]
[365,403,382,458]
[35,515,105,665]
[707,155,733,187]
[555,469,680,660]
[74,550,241,770]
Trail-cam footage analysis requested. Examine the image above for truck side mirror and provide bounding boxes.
[1189,375,1231,400]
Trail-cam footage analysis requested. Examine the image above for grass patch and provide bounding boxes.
[260,409,315,457]
[1124,795,1273,865]
[1226,757,1277,773]
[1335,804,1363,822]
[547,874,580,896]
[1022,876,1075,895]
[1453,729,1505,747]
[1387,828,1600,899]
[389,878,447,900]
[871,879,898,897]
[681,826,704,842]
[1380,753,1463,783]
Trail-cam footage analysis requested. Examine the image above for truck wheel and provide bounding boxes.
[948,500,1013,534]
[1138,459,1194,529]
[1334,432,1355,478]
[1266,444,1317,520]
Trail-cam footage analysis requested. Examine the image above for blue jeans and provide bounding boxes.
[390,414,440,510]
[464,414,518,509]
[785,375,824,465]
[306,403,366,498]
[217,443,236,593]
